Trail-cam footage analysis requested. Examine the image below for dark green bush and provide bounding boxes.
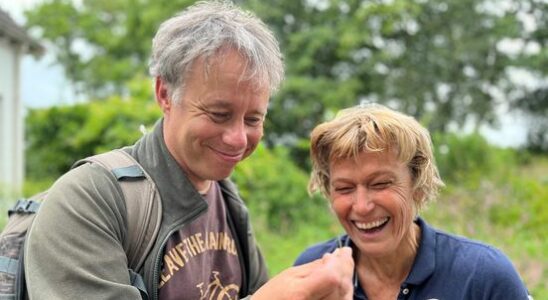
[433,132,517,184]
[25,96,161,180]
[233,144,331,233]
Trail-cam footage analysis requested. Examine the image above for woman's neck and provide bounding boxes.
[357,223,421,289]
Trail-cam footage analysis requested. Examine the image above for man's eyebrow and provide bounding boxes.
[206,99,232,108]
[205,100,267,115]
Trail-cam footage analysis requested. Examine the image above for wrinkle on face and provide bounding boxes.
[328,149,420,256]
[160,48,270,190]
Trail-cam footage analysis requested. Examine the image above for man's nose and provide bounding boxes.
[223,121,247,149]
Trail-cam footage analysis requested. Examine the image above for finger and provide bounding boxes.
[304,252,355,299]
[333,246,352,258]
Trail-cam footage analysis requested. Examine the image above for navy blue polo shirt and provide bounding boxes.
[294,218,531,300]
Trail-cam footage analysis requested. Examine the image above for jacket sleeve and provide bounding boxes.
[25,163,143,299]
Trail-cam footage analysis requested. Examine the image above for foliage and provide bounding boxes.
[243,0,539,144]
[432,131,518,184]
[509,1,548,151]
[24,0,196,98]
[516,88,548,152]
[24,0,547,151]
[25,77,160,180]
[232,144,332,233]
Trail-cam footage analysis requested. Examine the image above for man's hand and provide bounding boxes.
[252,247,354,300]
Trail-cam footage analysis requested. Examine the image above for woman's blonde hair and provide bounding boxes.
[309,104,444,210]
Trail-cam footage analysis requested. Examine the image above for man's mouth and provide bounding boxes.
[212,148,244,162]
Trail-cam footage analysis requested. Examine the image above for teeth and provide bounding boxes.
[355,217,389,230]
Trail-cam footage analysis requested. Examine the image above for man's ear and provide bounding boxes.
[155,77,171,114]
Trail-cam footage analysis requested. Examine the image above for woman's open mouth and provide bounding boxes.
[354,217,390,234]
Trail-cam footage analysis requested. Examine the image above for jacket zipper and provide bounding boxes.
[150,202,207,300]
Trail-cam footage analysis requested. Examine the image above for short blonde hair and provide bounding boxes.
[309,104,444,209]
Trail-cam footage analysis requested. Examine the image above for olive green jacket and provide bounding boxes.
[25,119,268,299]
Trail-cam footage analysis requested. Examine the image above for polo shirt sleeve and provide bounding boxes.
[294,239,338,266]
[473,246,531,299]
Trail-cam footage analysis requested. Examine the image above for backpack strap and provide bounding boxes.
[8,199,41,217]
[73,149,162,272]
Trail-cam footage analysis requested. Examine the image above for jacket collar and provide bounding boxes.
[130,118,206,224]
[129,118,244,223]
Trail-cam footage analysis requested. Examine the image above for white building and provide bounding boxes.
[0,9,43,202]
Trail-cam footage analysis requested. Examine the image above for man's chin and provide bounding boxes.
[207,168,236,181]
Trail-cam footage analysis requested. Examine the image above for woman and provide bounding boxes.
[294,104,531,299]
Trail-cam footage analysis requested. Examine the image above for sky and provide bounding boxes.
[0,0,531,148]
[0,0,80,108]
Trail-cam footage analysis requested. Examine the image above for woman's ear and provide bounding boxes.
[413,188,425,210]
[155,77,171,114]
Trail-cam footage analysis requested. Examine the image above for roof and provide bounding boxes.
[0,8,44,56]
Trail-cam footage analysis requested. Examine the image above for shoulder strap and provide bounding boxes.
[73,149,162,271]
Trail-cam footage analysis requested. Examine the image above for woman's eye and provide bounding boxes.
[334,187,353,194]
[372,181,391,189]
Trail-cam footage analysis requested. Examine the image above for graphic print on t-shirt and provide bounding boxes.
[159,230,238,286]
[196,271,239,300]
[159,182,242,300]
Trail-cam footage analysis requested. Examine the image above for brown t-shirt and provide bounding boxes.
[158,182,242,300]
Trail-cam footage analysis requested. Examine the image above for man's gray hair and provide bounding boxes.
[149,0,284,102]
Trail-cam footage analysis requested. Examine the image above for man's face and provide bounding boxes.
[157,49,270,190]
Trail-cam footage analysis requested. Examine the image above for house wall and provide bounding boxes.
[0,37,23,201]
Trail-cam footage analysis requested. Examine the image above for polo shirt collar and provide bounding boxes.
[342,217,436,298]
[405,217,436,285]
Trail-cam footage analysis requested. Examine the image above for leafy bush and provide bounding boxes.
[433,132,517,184]
[25,96,160,180]
[233,144,332,233]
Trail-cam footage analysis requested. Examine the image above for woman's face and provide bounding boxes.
[328,150,417,257]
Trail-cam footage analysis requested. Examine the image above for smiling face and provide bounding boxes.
[156,48,270,191]
[329,150,418,258]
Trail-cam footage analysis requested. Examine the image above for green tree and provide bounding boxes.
[510,0,548,152]
[25,0,196,98]
[243,0,532,137]
[25,0,546,154]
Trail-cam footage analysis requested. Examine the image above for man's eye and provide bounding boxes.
[245,117,263,127]
[210,112,230,122]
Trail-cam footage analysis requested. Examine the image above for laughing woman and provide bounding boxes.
[294,104,532,300]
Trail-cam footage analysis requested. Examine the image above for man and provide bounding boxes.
[24,1,353,299]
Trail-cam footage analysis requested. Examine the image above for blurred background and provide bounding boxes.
[0,0,546,297]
